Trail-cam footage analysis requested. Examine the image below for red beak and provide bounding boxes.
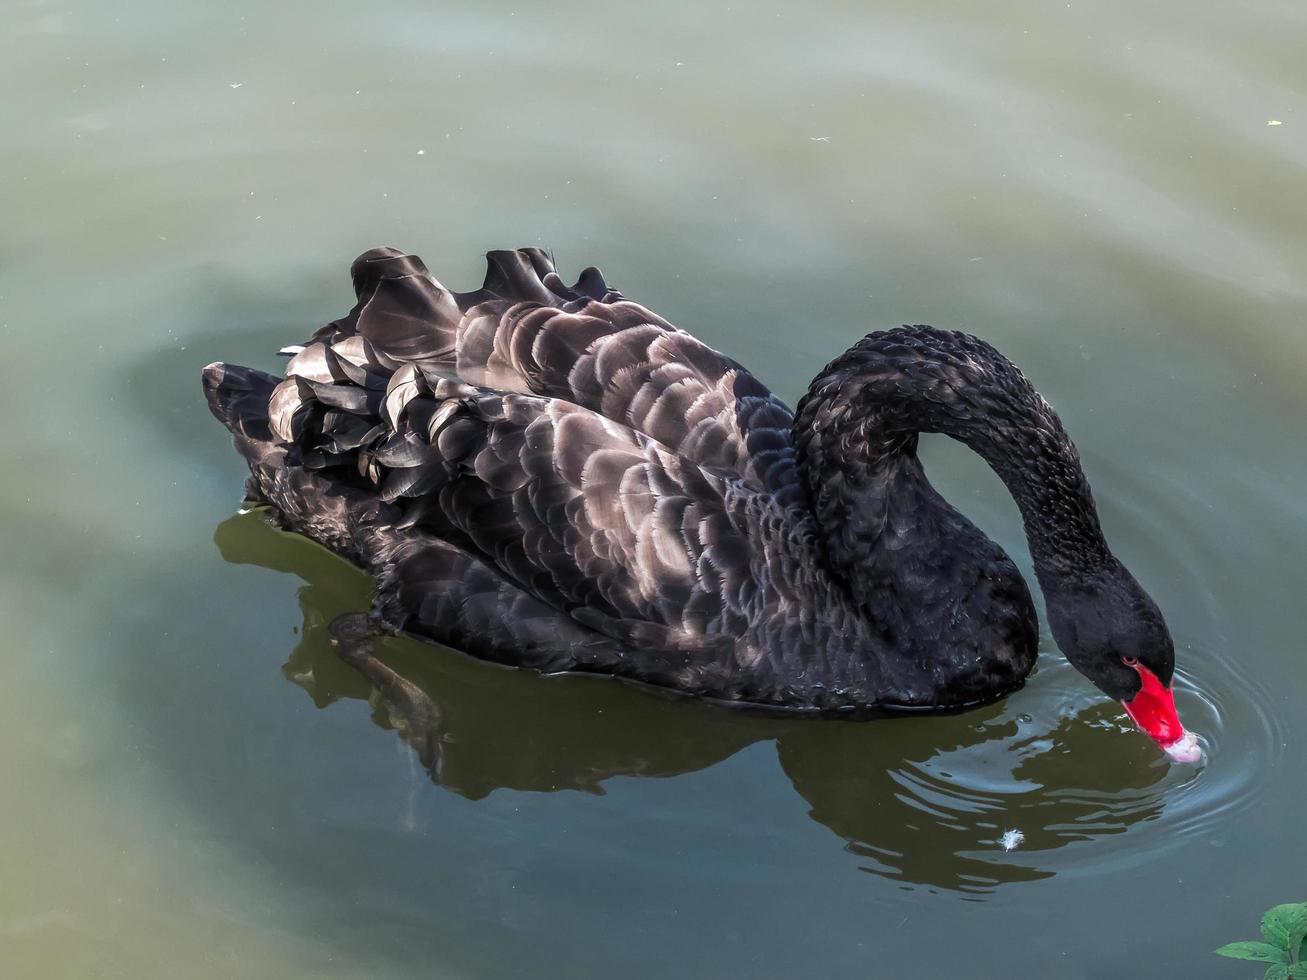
[1121,663,1183,746]
[1120,662,1200,761]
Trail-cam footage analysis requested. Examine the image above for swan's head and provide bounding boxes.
[1045,562,1199,762]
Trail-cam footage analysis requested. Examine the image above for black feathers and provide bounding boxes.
[203,246,1164,716]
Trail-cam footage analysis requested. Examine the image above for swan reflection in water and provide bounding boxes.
[216,509,1180,896]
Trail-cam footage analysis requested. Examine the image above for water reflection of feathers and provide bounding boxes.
[216,510,1175,895]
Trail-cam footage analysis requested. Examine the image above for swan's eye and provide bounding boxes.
[1122,655,1139,667]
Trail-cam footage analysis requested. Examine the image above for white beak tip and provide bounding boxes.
[1163,730,1204,764]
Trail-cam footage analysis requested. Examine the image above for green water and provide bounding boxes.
[3,1,1305,977]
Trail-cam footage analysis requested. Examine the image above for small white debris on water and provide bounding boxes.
[228,82,243,89]
[1000,829,1025,852]
[810,136,831,142]
[417,149,425,155]
[1267,119,1283,126]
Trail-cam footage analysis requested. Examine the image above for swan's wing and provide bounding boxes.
[371,536,624,673]
[270,364,759,668]
[296,247,802,509]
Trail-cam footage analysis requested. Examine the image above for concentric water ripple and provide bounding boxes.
[219,508,1292,897]
[819,635,1287,894]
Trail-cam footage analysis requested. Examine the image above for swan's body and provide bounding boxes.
[204,247,1193,751]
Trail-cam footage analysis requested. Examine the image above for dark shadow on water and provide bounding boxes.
[215,509,1175,895]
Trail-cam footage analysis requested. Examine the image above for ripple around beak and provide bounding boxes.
[1163,730,1204,764]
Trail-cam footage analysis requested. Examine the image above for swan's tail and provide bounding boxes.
[202,361,277,444]
[202,359,374,562]
[201,360,296,503]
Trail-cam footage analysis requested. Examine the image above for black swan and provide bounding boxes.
[202,246,1199,762]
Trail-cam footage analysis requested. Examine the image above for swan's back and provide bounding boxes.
[305,247,802,506]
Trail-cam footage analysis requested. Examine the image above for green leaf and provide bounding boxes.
[1267,965,1290,980]
[1215,942,1289,963]
[1261,904,1307,952]
[1286,964,1307,978]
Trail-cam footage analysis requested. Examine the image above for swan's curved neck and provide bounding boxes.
[793,326,1110,598]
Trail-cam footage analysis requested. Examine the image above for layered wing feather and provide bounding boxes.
[290,246,801,508]
[204,359,890,710]
[271,361,759,669]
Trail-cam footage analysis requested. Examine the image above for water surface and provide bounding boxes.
[3,1,1305,977]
